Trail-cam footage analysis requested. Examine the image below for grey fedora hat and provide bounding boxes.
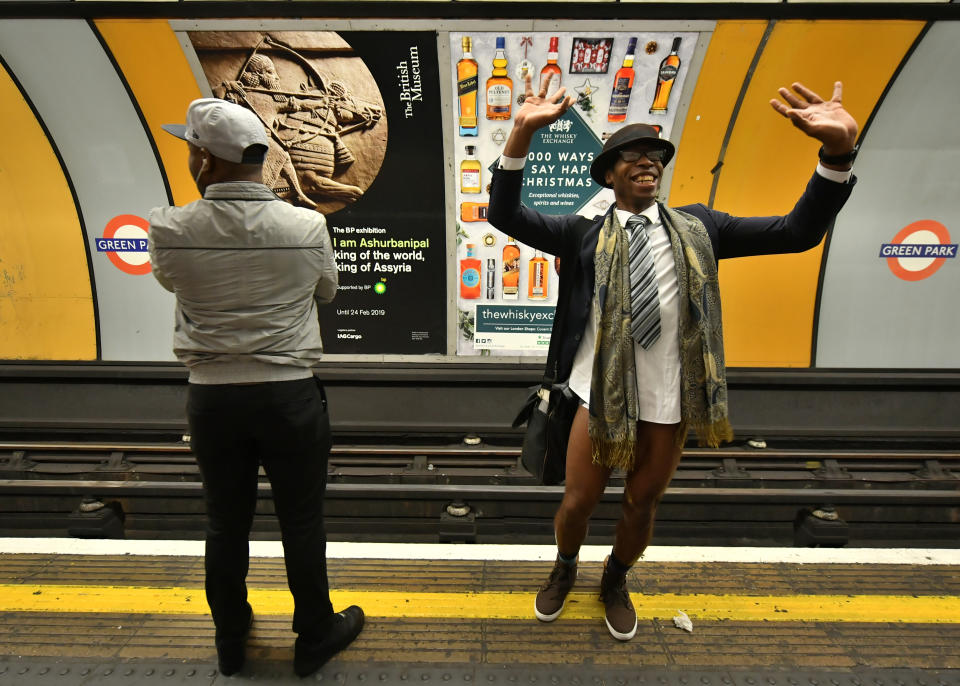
[589,123,675,188]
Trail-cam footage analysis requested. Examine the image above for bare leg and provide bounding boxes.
[553,405,612,555]
[612,420,682,565]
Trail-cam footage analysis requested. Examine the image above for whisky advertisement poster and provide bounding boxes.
[189,30,445,354]
[449,31,696,356]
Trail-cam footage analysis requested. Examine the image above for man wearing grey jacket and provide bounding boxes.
[148,98,362,678]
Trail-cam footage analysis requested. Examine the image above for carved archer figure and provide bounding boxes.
[220,36,384,207]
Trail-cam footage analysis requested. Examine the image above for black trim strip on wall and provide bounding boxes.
[0,51,103,360]
[809,20,934,368]
[89,19,175,208]
[707,20,776,209]
[2,360,960,387]
[0,2,959,21]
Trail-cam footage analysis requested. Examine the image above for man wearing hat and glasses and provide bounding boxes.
[488,74,857,641]
[148,98,363,676]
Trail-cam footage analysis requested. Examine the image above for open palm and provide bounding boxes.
[770,81,858,153]
[514,72,576,131]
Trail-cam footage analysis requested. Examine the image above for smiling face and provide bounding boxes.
[604,144,664,214]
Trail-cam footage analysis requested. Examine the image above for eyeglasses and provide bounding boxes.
[618,148,666,163]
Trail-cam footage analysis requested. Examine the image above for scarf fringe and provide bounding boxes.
[591,436,637,471]
[691,417,734,448]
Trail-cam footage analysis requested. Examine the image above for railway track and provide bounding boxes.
[1,439,957,546]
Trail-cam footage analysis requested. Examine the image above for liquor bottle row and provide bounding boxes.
[456,35,683,135]
[456,36,515,135]
[459,240,550,301]
[610,36,683,122]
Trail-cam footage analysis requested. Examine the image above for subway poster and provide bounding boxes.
[188,29,446,354]
[450,31,695,356]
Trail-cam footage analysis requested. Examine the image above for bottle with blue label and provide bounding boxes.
[459,244,482,299]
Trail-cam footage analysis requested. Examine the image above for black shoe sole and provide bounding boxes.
[294,607,365,678]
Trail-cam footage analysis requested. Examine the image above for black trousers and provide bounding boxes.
[187,377,335,641]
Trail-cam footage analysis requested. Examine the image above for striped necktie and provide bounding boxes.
[626,214,661,349]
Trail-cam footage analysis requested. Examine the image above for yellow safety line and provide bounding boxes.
[0,585,958,623]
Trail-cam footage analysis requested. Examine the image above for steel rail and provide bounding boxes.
[1,479,958,505]
[2,441,959,461]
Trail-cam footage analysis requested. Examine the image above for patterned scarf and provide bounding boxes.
[589,206,733,470]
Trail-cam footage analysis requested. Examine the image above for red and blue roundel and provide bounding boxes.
[97,215,151,276]
[879,220,956,282]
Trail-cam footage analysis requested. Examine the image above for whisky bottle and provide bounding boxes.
[460,145,482,194]
[460,244,481,299]
[650,37,682,114]
[539,36,562,97]
[457,37,479,136]
[607,37,637,123]
[485,36,513,120]
[460,202,488,222]
[502,237,520,300]
[528,249,549,300]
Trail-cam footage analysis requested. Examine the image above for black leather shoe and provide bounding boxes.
[294,606,365,678]
[217,607,254,676]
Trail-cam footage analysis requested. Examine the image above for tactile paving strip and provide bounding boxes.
[0,661,958,686]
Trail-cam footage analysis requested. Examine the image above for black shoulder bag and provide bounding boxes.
[512,373,579,485]
[511,216,594,485]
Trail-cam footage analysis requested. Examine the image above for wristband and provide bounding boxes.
[818,145,858,165]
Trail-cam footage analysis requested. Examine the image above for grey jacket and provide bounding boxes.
[148,182,338,384]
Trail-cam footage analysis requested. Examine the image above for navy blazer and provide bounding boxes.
[487,165,856,382]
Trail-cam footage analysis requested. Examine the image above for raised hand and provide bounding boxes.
[514,71,576,132]
[502,72,577,158]
[770,81,858,155]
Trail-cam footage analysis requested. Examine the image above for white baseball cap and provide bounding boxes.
[162,98,269,164]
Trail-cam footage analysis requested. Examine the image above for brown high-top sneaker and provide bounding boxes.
[600,557,637,640]
[534,555,578,622]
